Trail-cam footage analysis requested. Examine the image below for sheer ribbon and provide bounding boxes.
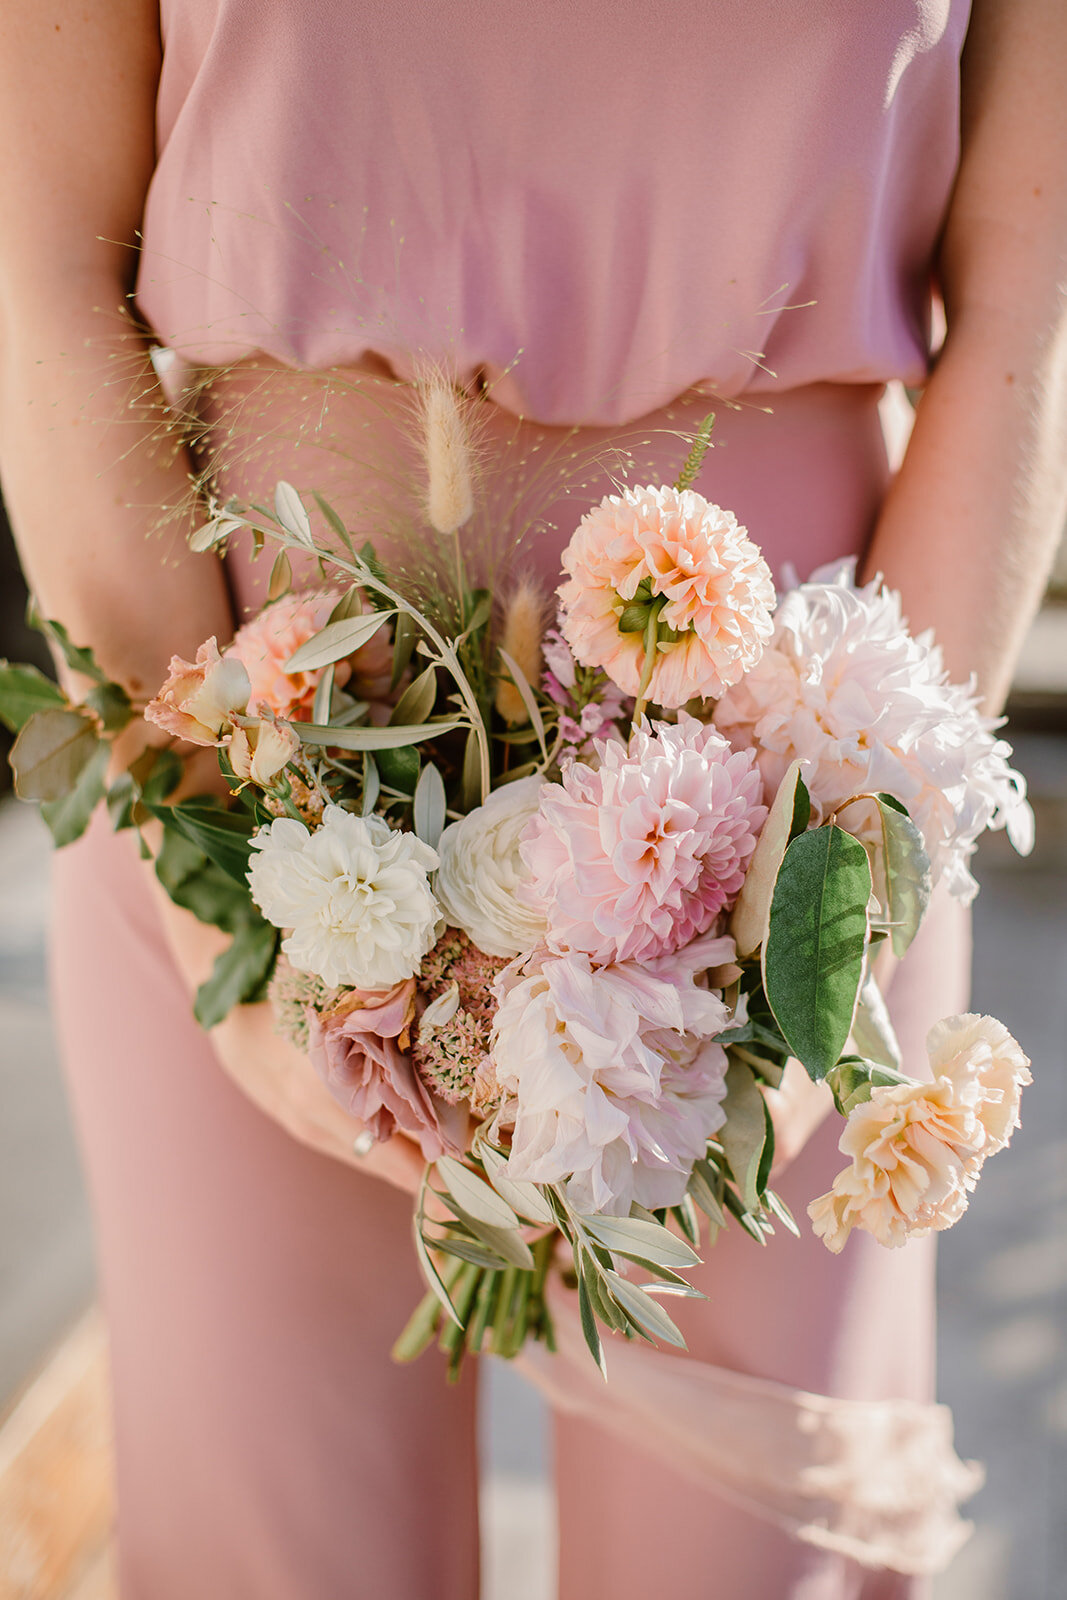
[517,1283,983,1576]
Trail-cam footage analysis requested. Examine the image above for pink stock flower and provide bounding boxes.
[145,636,250,745]
[521,715,766,965]
[491,935,733,1215]
[557,485,775,707]
[307,979,465,1162]
[227,589,395,720]
[809,1014,1031,1253]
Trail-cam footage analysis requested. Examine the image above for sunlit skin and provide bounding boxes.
[0,1,1064,1184]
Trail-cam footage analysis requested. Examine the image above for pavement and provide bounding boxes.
[1,731,1065,1600]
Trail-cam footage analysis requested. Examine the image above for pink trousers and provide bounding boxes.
[51,810,968,1600]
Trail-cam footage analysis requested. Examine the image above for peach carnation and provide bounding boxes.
[145,636,250,745]
[520,714,766,965]
[810,1014,1031,1253]
[227,589,394,720]
[557,484,775,708]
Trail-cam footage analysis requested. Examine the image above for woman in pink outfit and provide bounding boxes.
[1,2,1065,1596]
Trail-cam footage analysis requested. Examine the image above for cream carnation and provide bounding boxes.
[434,776,549,957]
[810,1013,1031,1253]
[247,806,441,989]
[713,562,1033,902]
[492,934,733,1215]
[521,715,765,965]
[557,484,775,707]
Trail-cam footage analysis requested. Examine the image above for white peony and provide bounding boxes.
[434,775,548,958]
[247,805,441,990]
[491,934,734,1216]
[713,561,1033,903]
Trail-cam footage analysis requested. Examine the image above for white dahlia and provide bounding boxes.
[247,806,441,989]
[713,561,1033,902]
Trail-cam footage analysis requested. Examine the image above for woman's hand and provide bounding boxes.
[143,853,425,1191]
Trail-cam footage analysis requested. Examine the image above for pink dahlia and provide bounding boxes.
[227,588,394,720]
[520,715,766,965]
[557,485,775,708]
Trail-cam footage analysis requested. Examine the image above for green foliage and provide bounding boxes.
[40,742,109,846]
[10,709,101,801]
[762,823,872,1080]
[718,1059,769,1213]
[729,759,809,959]
[872,793,932,957]
[145,797,257,884]
[154,829,253,934]
[0,662,66,733]
[193,916,279,1029]
[30,614,109,685]
[84,679,133,733]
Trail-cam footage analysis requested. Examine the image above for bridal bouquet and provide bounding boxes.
[1,383,1035,1379]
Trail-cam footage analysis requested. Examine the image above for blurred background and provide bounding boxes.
[1,493,1065,1599]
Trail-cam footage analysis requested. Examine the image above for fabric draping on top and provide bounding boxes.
[139,0,970,426]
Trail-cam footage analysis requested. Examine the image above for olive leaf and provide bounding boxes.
[285,611,394,673]
[719,1059,768,1214]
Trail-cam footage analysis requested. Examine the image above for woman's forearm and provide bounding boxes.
[0,286,233,704]
[864,0,1067,715]
[864,305,1067,713]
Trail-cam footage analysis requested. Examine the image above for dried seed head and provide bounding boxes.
[496,574,549,725]
[420,372,475,535]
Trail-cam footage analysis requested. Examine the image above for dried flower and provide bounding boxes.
[496,576,549,725]
[420,373,475,535]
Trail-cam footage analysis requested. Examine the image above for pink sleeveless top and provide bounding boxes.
[137,0,971,428]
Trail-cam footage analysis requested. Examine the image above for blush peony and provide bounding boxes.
[492,934,734,1215]
[520,715,766,965]
[713,561,1033,902]
[247,806,441,990]
[227,589,395,720]
[557,484,775,707]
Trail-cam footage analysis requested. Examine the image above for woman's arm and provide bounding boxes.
[864,0,1067,712]
[0,1,423,1192]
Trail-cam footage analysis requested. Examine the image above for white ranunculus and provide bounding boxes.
[247,805,441,990]
[434,775,548,957]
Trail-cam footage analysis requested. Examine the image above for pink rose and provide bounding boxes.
[307,980,466,1162]
[145,637,250,745]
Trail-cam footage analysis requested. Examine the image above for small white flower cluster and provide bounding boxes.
[713,561,1034,903]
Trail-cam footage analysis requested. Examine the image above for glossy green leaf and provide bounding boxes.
[147,798,256,885]
[154,829,252,934]
[377,742,420,794]
[34,617,108,684]
[763,824,872,1080]
[85,679,133,733]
